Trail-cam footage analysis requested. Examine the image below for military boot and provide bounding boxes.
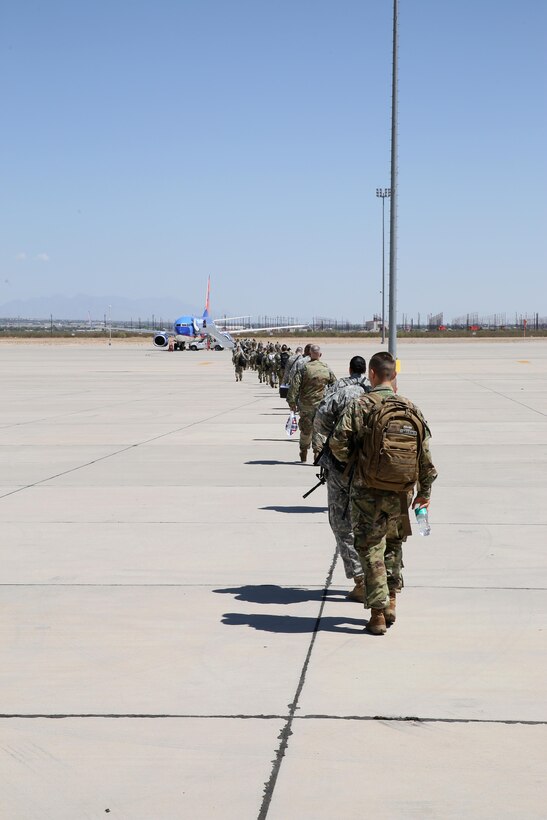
[385,591,397,626]
[347,576,365,603]
[366,608,387,635]
[299,448,308,463]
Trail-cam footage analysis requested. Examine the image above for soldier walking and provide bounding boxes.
[255,344,266,382]
[313,356,370,602]
[286,343,311,386]
[232,345,247,382]
[287,345,336,462]
[264,344,278,388]
[282,346,303,385]
[277,344,291,386]
[330,351,437,634]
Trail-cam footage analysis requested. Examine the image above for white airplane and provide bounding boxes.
[153,278,307,350]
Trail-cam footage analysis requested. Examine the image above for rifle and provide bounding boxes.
[342,461,355,519]
[312,438,331,468]
[301,430,334,499]
[302,467,327,499]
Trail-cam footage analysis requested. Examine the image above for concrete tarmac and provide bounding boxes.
[1,339,546,819]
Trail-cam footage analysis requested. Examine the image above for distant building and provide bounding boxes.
[364,317,383,332]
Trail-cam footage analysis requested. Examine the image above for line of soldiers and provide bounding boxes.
[285,345,438,636]
[230,339,438,636]
[231,340,295,388]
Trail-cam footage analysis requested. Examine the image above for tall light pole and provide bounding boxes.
[376,188,391,344]
[108,304,112,346]
[388,0,399,358]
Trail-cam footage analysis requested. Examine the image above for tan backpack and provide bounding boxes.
[359,393,426,493]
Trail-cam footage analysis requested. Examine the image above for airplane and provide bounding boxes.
[153,278,307,350]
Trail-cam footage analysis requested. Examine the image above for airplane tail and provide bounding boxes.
[203,275,211,319]
[198,275,235,349]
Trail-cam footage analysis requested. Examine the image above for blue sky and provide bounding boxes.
[1,0,545,321]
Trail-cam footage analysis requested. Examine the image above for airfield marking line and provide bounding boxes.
[0,714,544,727]
[407,584,547,590]
[0,520,328,525]
[0,582,340,587]
[257,548,338,820]
[0,389,187,430]
[0,365,266,430]
[0,396,264,502]
[0,520,540,526]
[465,379,547,419]
[297,715,547,726]
[0,584,545,590]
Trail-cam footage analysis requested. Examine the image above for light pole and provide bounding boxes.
[108,304,112,346]
[376,188,391,344]
[388,0,399,358]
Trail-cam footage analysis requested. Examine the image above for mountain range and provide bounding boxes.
[0,294,200,321]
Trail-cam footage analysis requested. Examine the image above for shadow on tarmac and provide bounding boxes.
[221,613,365,634]
[260,505,327,513]
[245,460,297,466]
[253,438,296,443]
[214,584,348,605]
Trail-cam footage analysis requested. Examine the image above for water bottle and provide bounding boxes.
[415,506,431,536]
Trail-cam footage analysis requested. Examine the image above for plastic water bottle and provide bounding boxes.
[415,506,431,536]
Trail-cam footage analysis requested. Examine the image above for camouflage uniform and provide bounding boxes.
[256,345,266,382]
[248,348,257,371]
[282,351,301,385]
[313,375,370,579]
[287,354,310,386]
[278,348,291,386]
[287,359,336,457]
[264,346,278,388]
[271,350,281,388]
[330,385,437,609]
[232,347,247,382]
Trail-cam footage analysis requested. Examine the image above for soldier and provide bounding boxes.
[256,343,266,382]
[287,343,311,386]
[277,344,291,386]
[248,340,258,371]
[264,344,278,388]
[313,356,370,602]
[248,346,257,372]
[282,345,303,385]
[287,345,336,462]
[232,344,247,382]
[330,351,437,635]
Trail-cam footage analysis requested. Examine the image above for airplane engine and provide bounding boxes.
[153,332,170,348]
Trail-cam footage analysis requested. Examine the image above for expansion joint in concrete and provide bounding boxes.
[257,548,339,820]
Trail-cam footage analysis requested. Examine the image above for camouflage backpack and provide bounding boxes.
[359,393,426,492]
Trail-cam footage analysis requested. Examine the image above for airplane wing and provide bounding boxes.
[213,316,251,323]
[203,319,308,349]
[228,325,308,334]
